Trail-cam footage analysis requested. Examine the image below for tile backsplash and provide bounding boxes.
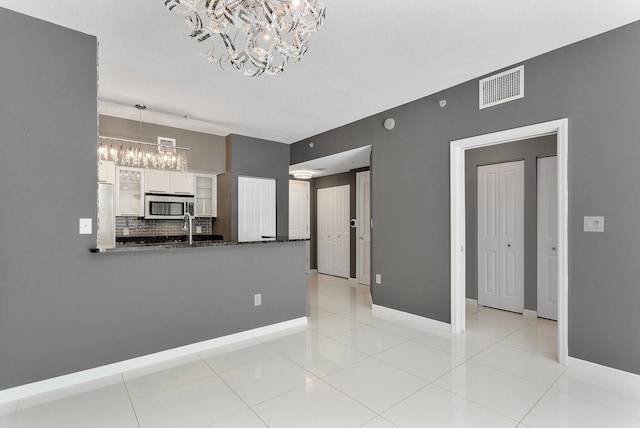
[116,217,212,237]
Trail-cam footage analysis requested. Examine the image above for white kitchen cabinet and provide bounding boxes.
[238,176,276,242]
[144,169,193,195]
[144,169,171,193]
[194,174,217,217]
[171,171,194,195]
[116,167,144,216]
[98,160,115,184]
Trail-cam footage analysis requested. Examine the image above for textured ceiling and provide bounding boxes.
[1,1,639,143]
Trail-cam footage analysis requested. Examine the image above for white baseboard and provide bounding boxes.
[523,309,538,318]
[0,317,307,405]
[568,357,640,389]
[465,298,477,306]
[307,269,318,275]
[372,304,450,332]
[348,278,358,283]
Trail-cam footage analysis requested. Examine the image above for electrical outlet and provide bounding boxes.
[254,293,262,306]
[375,274,382,284]
[123,227,130,236]
[196,226,202,233]
[79,218,92,235]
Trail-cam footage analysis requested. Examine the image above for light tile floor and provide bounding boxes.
[2,274,640,427]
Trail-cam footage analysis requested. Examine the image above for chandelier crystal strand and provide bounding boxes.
[165,0,326,77]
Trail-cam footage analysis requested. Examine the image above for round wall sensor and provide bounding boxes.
[384,118,395,130]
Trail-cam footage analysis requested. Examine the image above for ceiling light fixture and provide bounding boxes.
[165,0,326,77]
[292,170,313,179]
[97,104,190,174]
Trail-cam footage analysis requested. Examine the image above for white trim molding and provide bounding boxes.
[450,119,569,365]
[568,357,640,389]
[523,309,538,319]
[0,317,307,405]
[372,304,450,331]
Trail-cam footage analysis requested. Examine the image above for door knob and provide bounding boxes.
[507,244,511,248]
[359,236,364,240]
[552,247,556,251]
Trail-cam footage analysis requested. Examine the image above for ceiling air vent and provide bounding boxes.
[479,65,524,109]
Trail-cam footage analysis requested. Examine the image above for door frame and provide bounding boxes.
[450,119,568,365]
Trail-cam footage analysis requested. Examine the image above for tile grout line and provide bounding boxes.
[120,373,142,428]
[198,353,273,427]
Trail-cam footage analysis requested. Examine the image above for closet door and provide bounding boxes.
[477,161,524,313]
[334,185,350,278]
[537,156,558,320]
[477,164,501,309]
[317,185,350,278]
[498,161,525,313]
[317,188,335,274]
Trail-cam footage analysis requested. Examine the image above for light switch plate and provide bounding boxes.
[375,274,382,284]
[584,216,604,232]
[79,218,92,235]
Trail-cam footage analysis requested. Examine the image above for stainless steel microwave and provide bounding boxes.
[144,194,194,219]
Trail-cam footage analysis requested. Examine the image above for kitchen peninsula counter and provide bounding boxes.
[90,238,309,253]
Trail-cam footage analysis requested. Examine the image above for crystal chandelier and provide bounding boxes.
[98,136,190,174]
[165,0,326,77]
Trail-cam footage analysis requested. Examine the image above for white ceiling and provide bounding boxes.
[1,1,639,144]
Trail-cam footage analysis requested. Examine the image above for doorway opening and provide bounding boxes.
[450,119,568,364]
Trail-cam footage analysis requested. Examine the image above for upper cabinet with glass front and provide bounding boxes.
[194,174,217,217]
[116,167,144,216]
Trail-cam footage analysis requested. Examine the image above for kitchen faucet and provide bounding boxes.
[183,212,193,246]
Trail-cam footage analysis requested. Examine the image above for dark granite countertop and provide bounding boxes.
[90,237,309,253]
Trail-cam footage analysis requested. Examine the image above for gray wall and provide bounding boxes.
[99,115,226,174]
[291,20,640,374]
[465,136,556,310]
[0,8,306,390]
[227,134,290,242]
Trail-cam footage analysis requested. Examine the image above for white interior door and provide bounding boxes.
[317,188,334,275]
[289,180,310,239]
[477,161,524,313]
[334,186,350,278]
[357,171,371,285]
[537,156,558,320]
[289,180,310,272]
[499,161,525,313]
[317,185,350,278]
[478,164,501,309]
